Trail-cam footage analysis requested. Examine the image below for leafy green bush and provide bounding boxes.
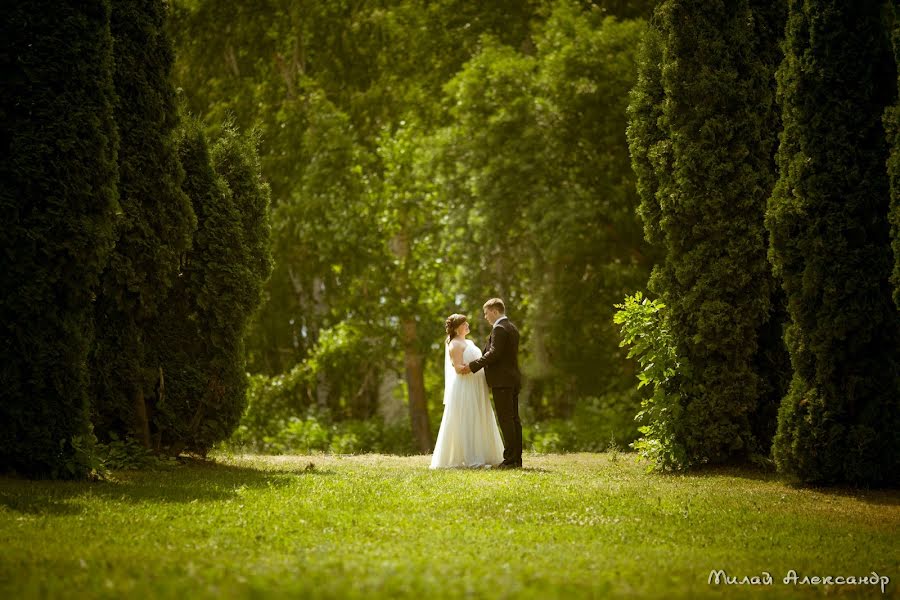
[613,292,689,470]
[224,411,416,456]
[523,393,641,454]
[234,369,315,444]
[265,418,329,455]
[96,432,179,471]
[231,358,642,456]
[63,426,178,478]
[528,429,565,454]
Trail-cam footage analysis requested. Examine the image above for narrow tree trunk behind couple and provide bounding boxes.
[403,318,432,453]
[388,216,433,453]
[133,388,151,449]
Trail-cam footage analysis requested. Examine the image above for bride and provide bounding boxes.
[430,313,505,469]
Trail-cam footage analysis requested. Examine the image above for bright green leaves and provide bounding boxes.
[614,292,688,470]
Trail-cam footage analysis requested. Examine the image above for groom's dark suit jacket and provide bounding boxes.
[469,317,521,389]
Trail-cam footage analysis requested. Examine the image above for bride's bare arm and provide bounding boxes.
[449,342,467,374]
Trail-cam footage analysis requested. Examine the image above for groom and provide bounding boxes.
[462,298,523,469]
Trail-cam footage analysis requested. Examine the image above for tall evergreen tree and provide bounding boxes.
[91,0,196,448]
[746,0,793,456]
[625,0,787,468]
[887,5,900,310]
[149,119,270,455]
[626,21,668,249]
[202,123,273,452]
[0,1,119,477]
[768,0,900,485]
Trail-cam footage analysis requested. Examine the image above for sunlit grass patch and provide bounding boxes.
[1,453,897,599]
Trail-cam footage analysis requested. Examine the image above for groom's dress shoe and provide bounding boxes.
[497,461,522,469]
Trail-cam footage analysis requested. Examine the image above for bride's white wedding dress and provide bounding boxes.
[430,339,505,469]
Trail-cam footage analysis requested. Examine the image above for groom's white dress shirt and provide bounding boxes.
[493,315,508,328]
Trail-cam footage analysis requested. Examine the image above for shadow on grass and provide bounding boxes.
[780,482,900,507]
[0,455,334,516]
[653,464,900,507]
[656,464,780,483]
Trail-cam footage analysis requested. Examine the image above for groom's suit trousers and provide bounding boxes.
[492,386,522,463]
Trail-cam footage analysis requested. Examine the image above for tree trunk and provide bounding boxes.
[402,318,432,452]
[288,266,330,411]
[132,387,151,449]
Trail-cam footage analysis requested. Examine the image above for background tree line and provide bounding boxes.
[168,0,658,456]
[2,0,897,486]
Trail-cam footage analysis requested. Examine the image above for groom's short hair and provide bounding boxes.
[483,298,505,314]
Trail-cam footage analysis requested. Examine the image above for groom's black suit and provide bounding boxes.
[468,317,522,465]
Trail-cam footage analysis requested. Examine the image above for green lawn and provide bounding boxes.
[1,452,897,599]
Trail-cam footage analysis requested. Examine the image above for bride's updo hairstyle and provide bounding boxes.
[445,313,467,343]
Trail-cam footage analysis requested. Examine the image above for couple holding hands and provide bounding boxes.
[430,298,523,470]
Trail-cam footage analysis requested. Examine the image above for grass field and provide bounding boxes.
[1,452,897,599]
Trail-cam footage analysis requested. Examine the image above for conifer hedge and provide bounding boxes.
[149,120,272,455]
[887,6,900,310]
[625,0,787,468]
[91,0,196,446]
[768,0,900,485]
[0,1,119,477]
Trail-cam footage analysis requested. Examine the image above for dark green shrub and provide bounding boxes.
[768,0,900,486]
[886,5,900,310]
[0,0,119,478]
[624,1,788,469]
[92,0,196,446]
[149,118,273,456]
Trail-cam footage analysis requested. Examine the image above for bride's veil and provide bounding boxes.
[443,342,456,405]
